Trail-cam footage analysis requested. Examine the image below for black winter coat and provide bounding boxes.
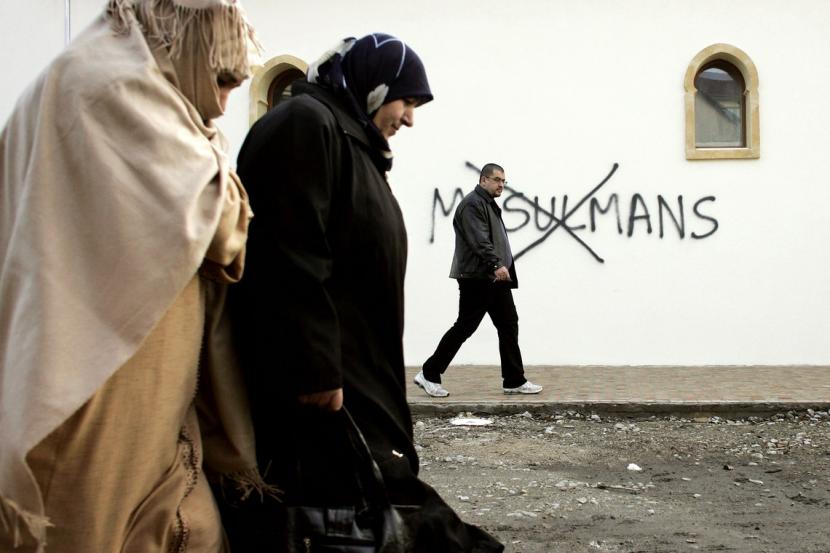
[224,82,503,552]
[230,79,413,476]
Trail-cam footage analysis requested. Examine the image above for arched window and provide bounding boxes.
[266,66,305,109]
[249,55,308,126]
[685,44,759,159]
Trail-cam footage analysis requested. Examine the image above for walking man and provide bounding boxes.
[416,163,543,397]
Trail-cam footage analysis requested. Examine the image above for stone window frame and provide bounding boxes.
[249,54,308,126]
[684,44,760,160]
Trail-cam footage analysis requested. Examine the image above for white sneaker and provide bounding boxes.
[414,371,449,397]
[503,381,543,394]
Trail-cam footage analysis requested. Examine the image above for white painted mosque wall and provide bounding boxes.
[2,1,829,367]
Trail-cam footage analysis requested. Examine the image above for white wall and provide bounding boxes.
[3,1,830,366]
[0,1,67,120]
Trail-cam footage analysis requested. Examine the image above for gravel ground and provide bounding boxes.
[413,409,830,553]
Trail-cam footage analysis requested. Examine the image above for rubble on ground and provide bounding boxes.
[413,409,830,553]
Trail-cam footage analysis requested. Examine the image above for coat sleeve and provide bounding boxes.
[456,202,503,271]
[234,99,344,396]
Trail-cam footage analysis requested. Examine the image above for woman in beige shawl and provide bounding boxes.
[0,1,260,551]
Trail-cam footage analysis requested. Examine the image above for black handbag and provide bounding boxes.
[280,408,408,553]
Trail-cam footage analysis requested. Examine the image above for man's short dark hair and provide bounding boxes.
[480,163,504,180]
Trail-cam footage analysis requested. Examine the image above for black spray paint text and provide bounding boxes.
[430,163,719,263]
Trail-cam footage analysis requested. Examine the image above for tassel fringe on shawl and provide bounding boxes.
[213,469,281,503]
[0,496,51,550]
[107,0,262,80]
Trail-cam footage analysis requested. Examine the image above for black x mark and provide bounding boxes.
[465,162,619,264]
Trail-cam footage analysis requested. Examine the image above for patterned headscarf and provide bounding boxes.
[308,33,433,171]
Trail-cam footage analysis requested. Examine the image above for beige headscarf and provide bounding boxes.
[110,0,261,120]
[0,1,259,549]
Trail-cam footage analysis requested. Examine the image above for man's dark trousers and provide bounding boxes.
[423,278,526,388]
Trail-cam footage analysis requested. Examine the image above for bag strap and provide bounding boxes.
[340,408,407,553]
[339,407,395,513]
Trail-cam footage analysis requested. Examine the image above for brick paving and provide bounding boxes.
[405,365,830,416]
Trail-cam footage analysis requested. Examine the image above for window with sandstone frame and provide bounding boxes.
[684,44,760,160]
[249,55,308,126]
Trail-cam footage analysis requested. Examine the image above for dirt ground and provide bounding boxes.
[412,409,830,553]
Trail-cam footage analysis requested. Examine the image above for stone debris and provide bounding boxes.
[410,409,830,551]
[556,479,589,490]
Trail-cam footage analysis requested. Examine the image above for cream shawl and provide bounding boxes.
[0,2,256,548]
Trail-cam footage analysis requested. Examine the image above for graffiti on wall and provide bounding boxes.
[430,162,718,264]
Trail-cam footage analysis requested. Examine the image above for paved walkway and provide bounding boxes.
[405,365,830,416]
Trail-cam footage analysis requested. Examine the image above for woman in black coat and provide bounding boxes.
[224,34,504,552]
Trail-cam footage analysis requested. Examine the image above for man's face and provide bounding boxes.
[479,169,506,197]
[372,98,417,140]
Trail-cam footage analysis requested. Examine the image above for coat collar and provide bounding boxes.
[474,184,498,204]
[292,81,372,149]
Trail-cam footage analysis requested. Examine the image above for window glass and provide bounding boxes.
[694,61,746,148]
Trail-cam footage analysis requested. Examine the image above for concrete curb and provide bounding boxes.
[408,400,830,419]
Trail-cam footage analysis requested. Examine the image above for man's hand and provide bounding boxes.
[493,266,511,282]
[298,388,343,411]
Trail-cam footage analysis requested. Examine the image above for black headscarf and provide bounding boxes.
[308,33,433,171]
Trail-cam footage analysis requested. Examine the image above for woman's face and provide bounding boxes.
[372,98,418,139]
[217,71,245,112]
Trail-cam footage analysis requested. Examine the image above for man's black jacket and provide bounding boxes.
[448,185,518,288]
